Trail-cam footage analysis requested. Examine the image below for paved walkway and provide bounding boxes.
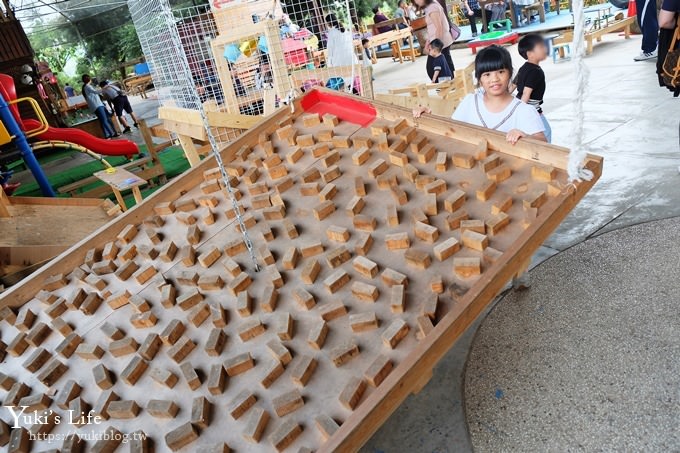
[363,28,679,453]
[465,218,680,451]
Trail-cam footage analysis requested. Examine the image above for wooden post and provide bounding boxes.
[263,20,294,102]
[176,134,201,168]
[0,186,11,218]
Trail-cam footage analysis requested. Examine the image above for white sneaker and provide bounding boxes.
[634,50,657,61]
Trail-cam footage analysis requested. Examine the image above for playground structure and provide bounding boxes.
[129,1,373,166]
[0,88,602,452]
[375,63,476,117]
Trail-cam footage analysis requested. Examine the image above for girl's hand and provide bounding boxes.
[467,8,474,15]
[412,106,432,118]
[506,129,526,145]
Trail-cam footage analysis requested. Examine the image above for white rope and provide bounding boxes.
[344,0,356,95]
[567,0,594,182]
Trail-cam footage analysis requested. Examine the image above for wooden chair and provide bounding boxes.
[521,1,546,23]
[551,30,573,63]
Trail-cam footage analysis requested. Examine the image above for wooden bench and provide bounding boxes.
[355,26,416,64]
[584,15,635,54]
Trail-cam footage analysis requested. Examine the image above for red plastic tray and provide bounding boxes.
[300,89,377,127]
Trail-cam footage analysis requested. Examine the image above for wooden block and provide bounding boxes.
[176,198,197,212]
[178,244,197,265]
[55,333,82,358]
[276,312,294,340]
[296,133,315,147]
[390,118,408,134]
[339,376,367,409]
[282,219,298,239]
[244,407,270,443]
[237,317,265,342]
[351,256,377,278]
[318,183,337,202]
[382,268,408,287]
[186,224,202,245]
[55,380,81,410]
[149,367,178,389]
[310,143,329,158]
[117,224,138,244]
[354,176,366,196]
[110,337,139,357]
[352,281,379,302]
[355,232,373,256]
[462,230,489,251]
[119,243,138,261]
[547,182,562,197]
[461,219,486,234]
[390,185,408,205]
[352,147,371,165]
[267,339,292,365]
[227,389,256,420]
[91,260,116,275]
[102,241,119,261]
[225,238,247,257]
[260,360,285,389]
[331,134,350,148]
[198,275,224,291]
[75,343,104,360]
[524,190,547,209]
[322,113,339,126]
[133,264,157,284]
[52,317,73,336]
[389,151,408,167]
[15,308,34,331]
[522,207,538,229]
[454,257,482,277]
[167,336,196,363]
[313,200,335,220]
[381,318,409,349]
[298,259,320,285]
[148,399,179,418]
[139,333,162,360]
[320,150,340,168]
[319,301,348,321]
[321,164,341,183]
[452,152,475,168]
[207,363,226,395]
[405,248,431,269]
[365,354,393,387]
[22,347,50,372]
[350,311,379,332]
[434,237,461,261]
[270,419,303,452]
[201,179,221,194]
[307,320,329,350]
[487,165,512,182]
[93,363,114,389]
[477,179,497,201]
[390,284,406,313]
[266,265,283,289]
[486,212,510,236]
[443,190,466,213]
[326,246,351,268]
[417,144,436,163]
[483,246,504,264]
[190,395,213,428]
[160,241,178,262]
[92,389,119,420]
[6,428,29,452]
[385,232,410,250]
[272,389,304,417]
[188,303,211,327]
[5,382,29,406]
[44,297,67,319]
[236,291,252,317]
[415,221,439,243]
[531,164,557,182]
[480,153,500,172]
[491,193,512,215]
[129,311,158,331]
[180,362,201,390]
[421,292,439,320]
[177,289,203,310]
[258,245,275,267]
[7,332,28,356]
[291,355,317,386]
[26,322,51,347]
[107,400,140,419]
[165,422,198,451]
[291,287,314,310]
[300,182,320,196]
[259,285,278,312]
[368,159,388,177]
[302,112,320,127]
[433,151,447,172]
[324,269,350,293]
[0,372,16,391]
[161,319,185,345]
[300,239,324,258]
[315,414,340,440]
[327,225,350,243]
[425,178,446,195]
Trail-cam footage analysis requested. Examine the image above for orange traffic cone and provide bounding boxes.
[627,0,637,18]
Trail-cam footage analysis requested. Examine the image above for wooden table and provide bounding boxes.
[94,167,146,211]
[584,15,635,54]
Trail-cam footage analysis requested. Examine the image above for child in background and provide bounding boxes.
[414,45,546,144]
[361,38,373,66]
[514,34,551,142]
[426,39,452,83]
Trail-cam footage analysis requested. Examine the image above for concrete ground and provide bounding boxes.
[362,30,679,453]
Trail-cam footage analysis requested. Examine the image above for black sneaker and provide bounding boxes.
[134,123,139,128]
[123,127,132,134]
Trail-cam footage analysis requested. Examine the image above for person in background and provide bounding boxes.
[414,0,456,76]
[463,0,486,36]
[634,0,659,60]
[361,38,374,66]
[326,13,359,89]
[81,74,117,139]
[514,34,551,142]
[64,83,75,98]
[99,80,140,134]
[395,0,413,22]
[659,0,679,28]
[426,38,453,82]
[372,6,393,33]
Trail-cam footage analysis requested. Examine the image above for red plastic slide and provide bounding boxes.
[23,119,139,157]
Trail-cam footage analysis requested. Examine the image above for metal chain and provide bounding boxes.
[161,4,261,272]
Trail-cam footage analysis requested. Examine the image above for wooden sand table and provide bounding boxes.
[0,90,602,452]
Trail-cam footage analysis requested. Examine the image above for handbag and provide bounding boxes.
[660,20,680,96]
[450,23,461,41]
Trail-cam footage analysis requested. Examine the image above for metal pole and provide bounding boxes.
[0,92,56,197]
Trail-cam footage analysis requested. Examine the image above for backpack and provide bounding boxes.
[658,18,680,96]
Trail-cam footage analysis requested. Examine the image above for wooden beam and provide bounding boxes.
[0,186,12,218]
[176,134,201,168]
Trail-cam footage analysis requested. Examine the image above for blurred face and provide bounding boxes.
[414,0,425,7]
[479,69,510,96]
[528,43,548,61]
[429,46,441,56]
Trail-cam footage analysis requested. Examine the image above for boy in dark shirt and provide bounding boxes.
[426,39,453,83]
[515,34,551,142]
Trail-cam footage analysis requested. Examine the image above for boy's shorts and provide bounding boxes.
[113,95,133,117]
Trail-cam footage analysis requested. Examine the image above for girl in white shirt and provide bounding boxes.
[415,45,546,144]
